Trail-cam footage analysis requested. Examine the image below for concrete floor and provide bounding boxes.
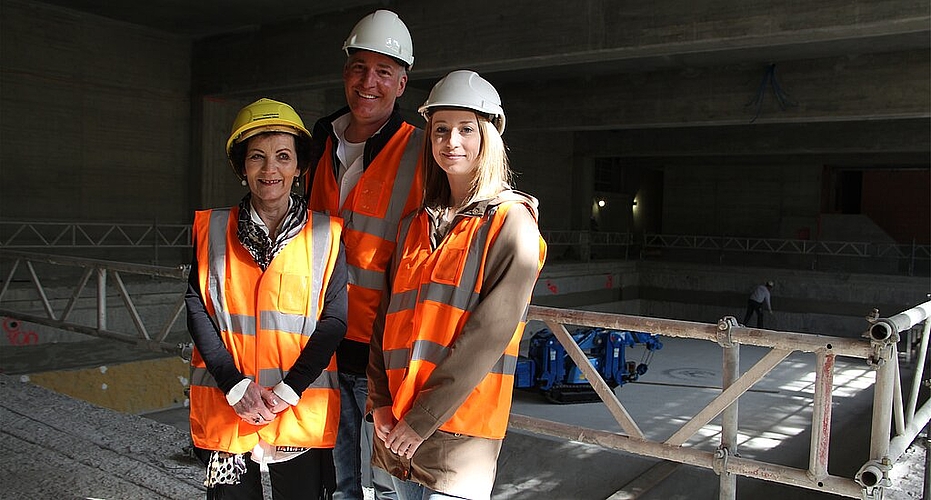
[139,336,927,499]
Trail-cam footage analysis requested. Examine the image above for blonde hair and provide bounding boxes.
[421,111,512,209]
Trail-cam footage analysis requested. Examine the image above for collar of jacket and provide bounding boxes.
[310,104,407,178]
[432,189,541,222]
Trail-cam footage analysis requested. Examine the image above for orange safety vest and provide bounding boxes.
[381,201,546,439]
[308,123,423,344]
[189,207,342,454]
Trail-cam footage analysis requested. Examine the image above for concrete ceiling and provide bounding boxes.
[32,0,931,158]
[35,0,930,79]
[34,0,378,38]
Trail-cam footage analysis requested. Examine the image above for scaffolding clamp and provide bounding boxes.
[178,341,194,362]
[856,458,891,500]
[865,324,898,369]
[712,446,730,476]
[716,316,739,348]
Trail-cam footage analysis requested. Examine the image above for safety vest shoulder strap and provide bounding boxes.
[193,208,235,333]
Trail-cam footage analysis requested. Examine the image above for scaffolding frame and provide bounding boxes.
[517,303,930,499]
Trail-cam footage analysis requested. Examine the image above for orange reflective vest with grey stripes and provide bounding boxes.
[308,123,423,344]
[382,201,545,439]
[188,207,342,454]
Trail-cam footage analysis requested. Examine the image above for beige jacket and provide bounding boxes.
[367,190,545,499]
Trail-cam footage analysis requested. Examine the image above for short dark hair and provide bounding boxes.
[229,131,311,178]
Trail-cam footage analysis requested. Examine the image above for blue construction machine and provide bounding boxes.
[515,327,663,403]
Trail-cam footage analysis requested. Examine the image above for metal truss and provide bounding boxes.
[4,222,926,265]
[0,221,191,248]
[0,250,188,353]
[643,233,931,260]
[540,230,631,246]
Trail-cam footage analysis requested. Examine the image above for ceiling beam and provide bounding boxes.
[192,1,930,98]
[575,119,931,158]
[501,49,930,131]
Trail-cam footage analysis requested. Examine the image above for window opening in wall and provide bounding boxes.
[821,165,930,245]
[838,170,863,214]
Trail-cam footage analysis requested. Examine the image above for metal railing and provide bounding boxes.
[542,230,632,247]
[4,221,927,274]
[541,230,633,261]
[643,233,931,260]
[0,221,192,249]
[514,302,930,499]
[4,222,926,261]
[1,250,927,498]
[0,250,188,353]
[544,230,929,274]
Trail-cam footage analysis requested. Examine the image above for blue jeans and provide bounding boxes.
[389,478,469,500]
[334,372,396,500]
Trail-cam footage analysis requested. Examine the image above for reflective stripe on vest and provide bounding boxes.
[203,209,331,338]
[382,202,540,439]
[191,366,340,391]
[383,339,519,376]
[309,123,423,343]
[188,207,342,453]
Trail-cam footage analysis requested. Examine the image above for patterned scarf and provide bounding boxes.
[237,193,308,271]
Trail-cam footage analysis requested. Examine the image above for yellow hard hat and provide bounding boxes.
[226,98,311,178]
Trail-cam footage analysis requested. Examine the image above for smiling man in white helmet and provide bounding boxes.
[304,9,423,500]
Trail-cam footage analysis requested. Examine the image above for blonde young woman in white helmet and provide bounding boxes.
[367,71,547,499]
[305,9,424,500]
[185,98,348,499]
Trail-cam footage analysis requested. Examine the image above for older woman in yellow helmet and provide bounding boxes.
[367,71,547,499]
[185,98,347,499]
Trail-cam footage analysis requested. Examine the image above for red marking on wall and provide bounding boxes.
[546,280,559,294]
[3,317,38,345]
[605,274,614,289]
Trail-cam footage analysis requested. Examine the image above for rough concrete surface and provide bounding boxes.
[0,374,203,499]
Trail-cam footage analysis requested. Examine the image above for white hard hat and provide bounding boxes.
[342,10,414,69]
[418,70,506,134]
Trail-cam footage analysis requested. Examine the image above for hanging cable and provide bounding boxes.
[746,63,798,123]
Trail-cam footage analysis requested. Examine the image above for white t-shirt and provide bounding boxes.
[332,114,366,207]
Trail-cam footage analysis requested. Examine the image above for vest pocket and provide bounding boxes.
[278,273,310,315]
[430,246,466,285]
[355,176,388,217]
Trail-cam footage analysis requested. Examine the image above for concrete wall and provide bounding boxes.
[2,0,926,246]
[663,162,822,238]
[0,0,925,292]
[506,130,576,230]
[0,0,192,222]
[530,260,929,339]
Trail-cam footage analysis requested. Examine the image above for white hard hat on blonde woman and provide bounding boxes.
[418,70,505,134]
